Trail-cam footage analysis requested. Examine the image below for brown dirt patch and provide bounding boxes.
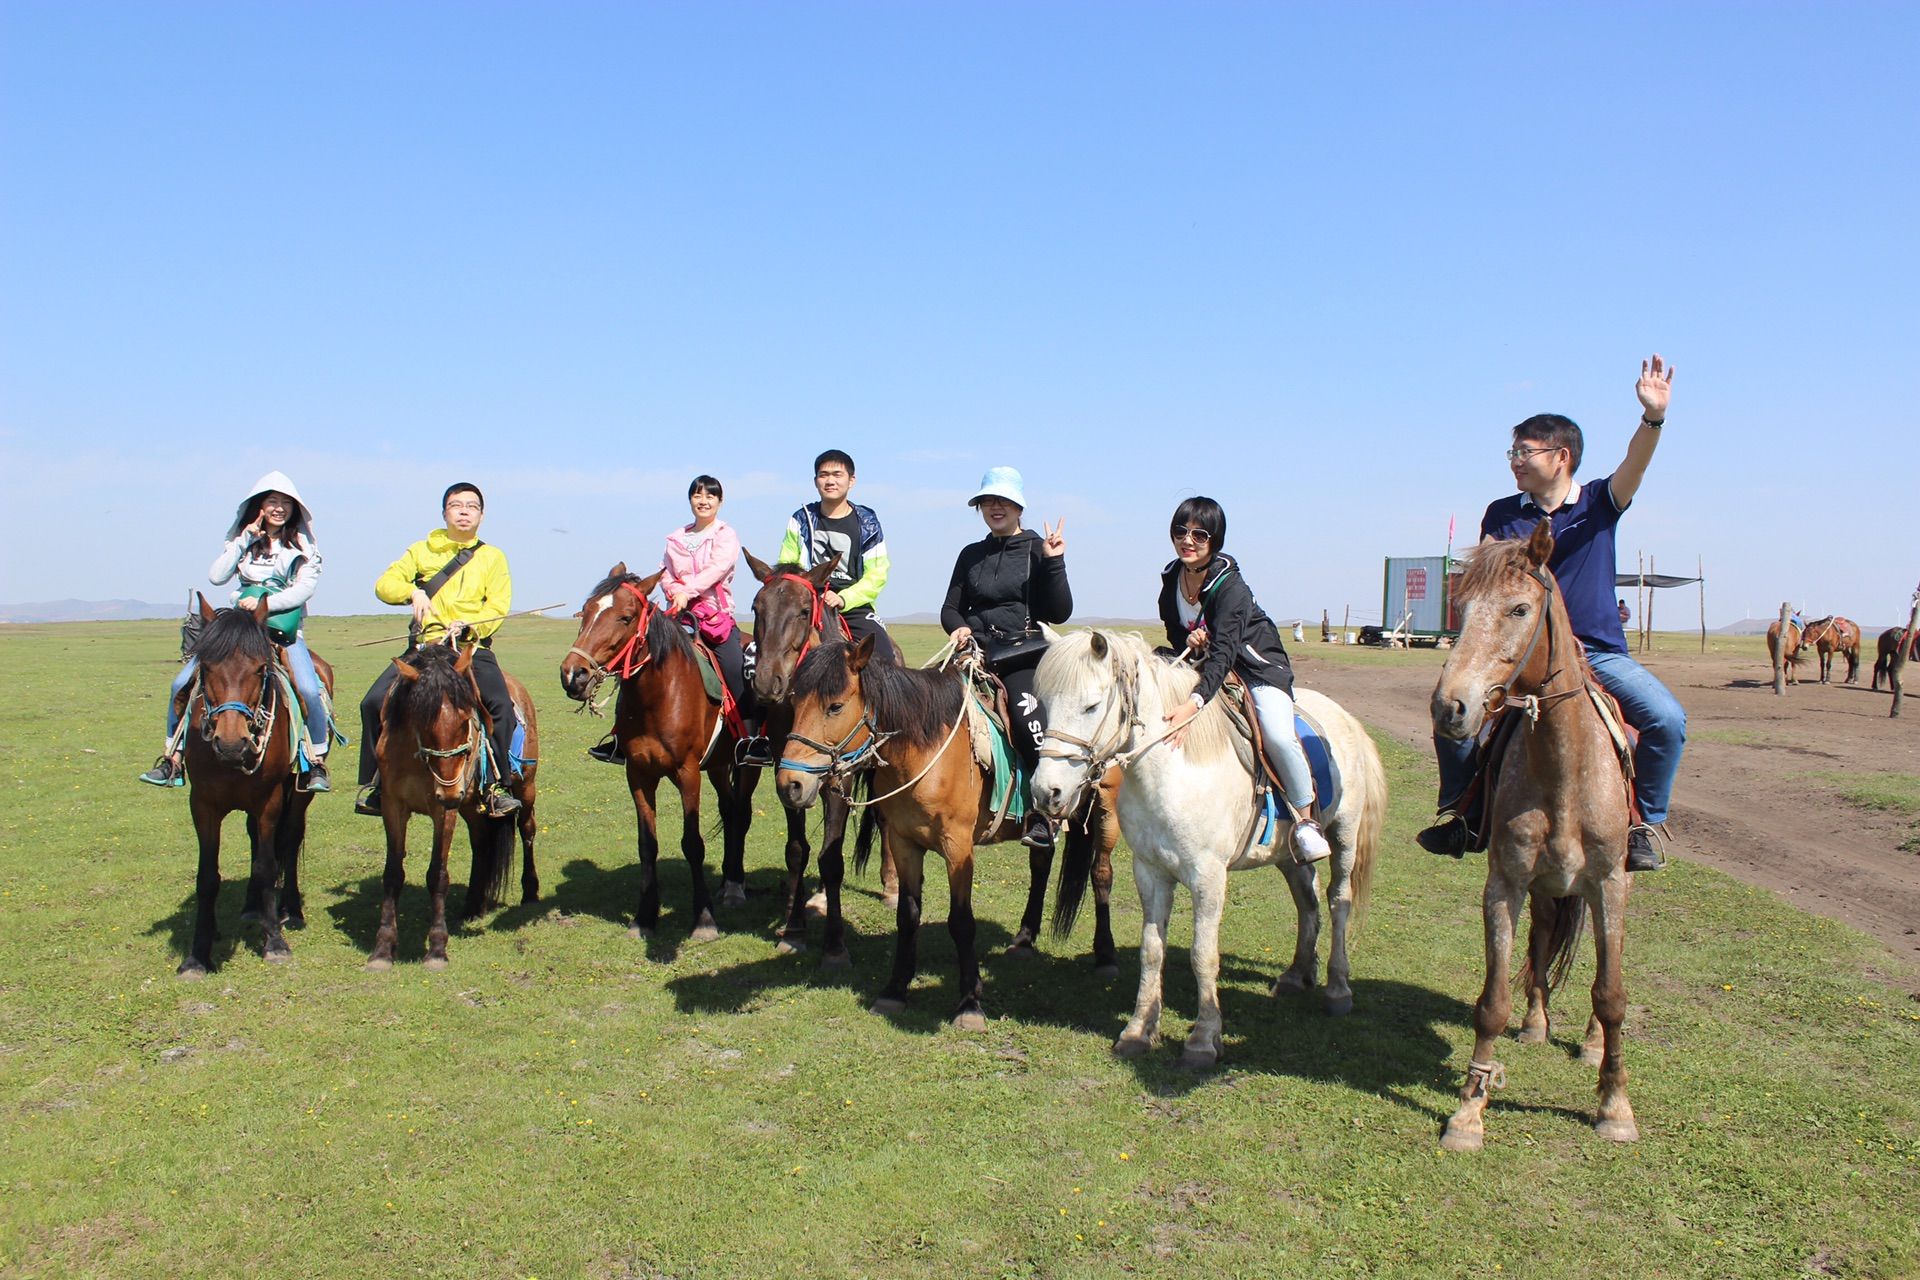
[1293,643,1920,960]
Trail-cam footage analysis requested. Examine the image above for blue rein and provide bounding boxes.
[782,713,884,777]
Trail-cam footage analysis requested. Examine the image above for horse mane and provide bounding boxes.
[583,571,696,667]
[387,643,479,731]
[195,608,273,666]
[1451,537,1535,603]
[1039,629,1236,765]
[793,642,963,749]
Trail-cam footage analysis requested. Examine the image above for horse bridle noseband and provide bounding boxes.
[782,708,891,793]
[1482,564,1582,723]
[567,580,656,714]
[416,713,484,795]
[198,665,279,775]
[1038,652,1144,782]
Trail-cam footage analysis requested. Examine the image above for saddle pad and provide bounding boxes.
[1294,710,1341,818]
[963,685,1025,823]
[691,644,726,705]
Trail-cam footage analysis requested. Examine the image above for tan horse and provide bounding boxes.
[1430,522,1638,1150]
[1766,619,1804,685]
[1800,615,1861,684]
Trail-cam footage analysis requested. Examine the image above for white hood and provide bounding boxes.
[226,471,315,543]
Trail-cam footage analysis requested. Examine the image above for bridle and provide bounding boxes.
[416,711,484,796]
[197,662,279,775]
[567,580,656,714]
[781,704,892,793]
[761,572,855,675]
[1479,563,1584,724]
[1038,651,1145,781]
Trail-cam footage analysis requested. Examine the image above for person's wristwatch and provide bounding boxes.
[1642,416,1665,429]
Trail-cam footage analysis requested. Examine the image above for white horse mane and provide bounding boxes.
[1037,629,1238,765]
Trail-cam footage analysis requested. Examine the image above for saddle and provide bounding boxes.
[1453,681,1638,855]
[1215,674,1340,823]
[683,627,746,740]
[953,656,1025,833]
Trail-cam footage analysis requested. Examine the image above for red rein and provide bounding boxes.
[774,572,853,666]
[603,581,657,679]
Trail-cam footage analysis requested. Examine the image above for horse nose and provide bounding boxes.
[779,776,806,808]
[561,668,585,699]
[1432,695,1469,738]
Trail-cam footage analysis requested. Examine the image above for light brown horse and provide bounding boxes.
[1873,626,1920,692]
[1766,619,1804,685]
[177,594,333,977]
[1431,523,1638,1150]
[367,642,540,970]
[1800,615,1862,684]
[561,565,751,943]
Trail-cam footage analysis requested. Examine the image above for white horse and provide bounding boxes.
[1031,629,1386,1068]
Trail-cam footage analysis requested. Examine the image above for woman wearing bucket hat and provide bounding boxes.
[941,466,1073,850]
[139,471,334,791]
[1157,496,1331,864]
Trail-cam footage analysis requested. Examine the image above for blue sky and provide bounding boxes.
[3,2,1915,627]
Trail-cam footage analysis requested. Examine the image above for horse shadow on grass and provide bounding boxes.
[146,883,270,974]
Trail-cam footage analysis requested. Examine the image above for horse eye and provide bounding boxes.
[827,701,845,716]
[1509,603,1530,618]
[1084,703,1099,714]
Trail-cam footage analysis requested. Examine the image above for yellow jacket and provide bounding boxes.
[374,530,512,642]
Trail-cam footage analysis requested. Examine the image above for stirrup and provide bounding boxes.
[1289,818,1332,865]
[734,736,775,768]
[1416,810,1470,859]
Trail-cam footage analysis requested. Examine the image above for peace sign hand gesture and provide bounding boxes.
[1041,519,1067,558]
[1637,353,1675,422]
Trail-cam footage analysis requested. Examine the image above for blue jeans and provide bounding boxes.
[1249,684,1316,812]
[166,638,330,753]
[1432,650,1687,826]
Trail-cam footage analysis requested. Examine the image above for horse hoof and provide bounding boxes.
[1323,993,1354,1017]
[177,961,207,981]
[263,947,290,964]
[1579,1045,1604,1067]
[282,915,306,932]
[364,957,393,973]
[627,926,652,942]
[1439,1124,1484,1153]
[1112,1033,1154,1059]
[880,893,899,913]
[1595,1117,1640,1143]
[774,937,806,957]
[1001,941,1038,962]
[1270,972,1312,996]
[821,950,851,970]
[720,881,748,908]
[872,996,907,1016]
[1179,1046,1219,1072]
[423,956,448,971]
[690,921,721,944]
[1093,963,1120,980]
[1516,1024,1549,1045]
[952,1011,988,1033]
[805,891,829,919]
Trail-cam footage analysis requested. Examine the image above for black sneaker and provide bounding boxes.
[300,760,332,794]
[1020,812,1055,851]
[138,755,184,788]
[482,784,522,818]
[1417,811,1469,858]
[1626,824,1666,872]
[587,736,625,765]
[354,785,382,816]
[734,735,775,768]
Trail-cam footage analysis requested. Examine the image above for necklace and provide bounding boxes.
[1180,569,1204,604]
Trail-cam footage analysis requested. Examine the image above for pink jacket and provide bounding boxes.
[660,519,741,639]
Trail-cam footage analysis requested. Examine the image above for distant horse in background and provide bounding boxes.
[1873,627,1920,692]
[1800,616,1861,684]
[177,593,333,977]
[1766,619,1804,685]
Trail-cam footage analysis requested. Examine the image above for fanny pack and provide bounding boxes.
[983,627,1050,667]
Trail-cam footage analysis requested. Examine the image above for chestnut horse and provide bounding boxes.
[177,594,333,977]
[561,566,753,943]
[778,636,1117,1027]
[1800,615,1861,684]
[1431,523,1639,1151]
[1873,626,1920,692]
[1766,619,1804,685]
[367,642,540,970]
[744,551,887,963]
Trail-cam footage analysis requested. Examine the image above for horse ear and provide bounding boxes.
[849,632,875,673]
[454,644,475,674]
[635,570,663,597]
[197,592,217,621]
[1089,630,1109,660]
[744,549,774,582]
[248,593,271,624]
[393,659,421,683]
[809,553,841,588]
[608,561,627,579]
[1525,520,1555,568]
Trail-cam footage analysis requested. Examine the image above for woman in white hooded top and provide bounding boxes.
[139,471,333,791]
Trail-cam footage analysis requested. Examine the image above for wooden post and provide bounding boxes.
[1647,555,1656,653]
[1636,551,1647,653]
[1321,609,1331,643]
[1341,605,1350,645]
[1890,594,1920,719]
[1698,556,1707,654]
[1773,601,1792,696]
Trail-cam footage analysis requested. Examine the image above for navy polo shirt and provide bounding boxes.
[1480,473,1631,655]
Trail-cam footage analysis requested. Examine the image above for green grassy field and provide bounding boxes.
[3,617,1917,1278]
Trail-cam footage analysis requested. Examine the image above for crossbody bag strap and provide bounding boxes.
[417,542,484,600]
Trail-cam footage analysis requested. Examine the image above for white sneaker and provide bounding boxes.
[1291,819,1332,865]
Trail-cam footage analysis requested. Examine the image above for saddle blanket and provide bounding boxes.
[1294,709,1341,819]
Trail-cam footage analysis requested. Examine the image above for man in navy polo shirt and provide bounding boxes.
[1419,354,1684,872]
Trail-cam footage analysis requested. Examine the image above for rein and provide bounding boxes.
[1039,647,1197,780]
[415,713,484,795]
[197,667,279,775]
[568,581,656,716]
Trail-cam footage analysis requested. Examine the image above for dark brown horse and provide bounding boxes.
[744,551,886,964]
[1766,619,1804,685]
[561,565,752,943]
[1873,626,1920,692]
[177,594,333,977]
[367,642,540,970]
[1431,524,1639,1150]
[1800,615,1862,684]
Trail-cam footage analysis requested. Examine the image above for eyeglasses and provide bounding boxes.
[445,500,483,513]
[1506,444,1562,464]
[1170,525,1212,544]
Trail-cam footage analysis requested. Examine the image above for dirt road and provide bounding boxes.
[1292,643,1920,961]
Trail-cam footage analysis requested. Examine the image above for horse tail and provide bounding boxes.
[1515,896,1588,997]
[475,813,517,909]
[1050,800,1098,939]
[852,774,881,877]
[1343,722,1388,931]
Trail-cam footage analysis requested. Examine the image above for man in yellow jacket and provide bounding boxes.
[355,482,521,818]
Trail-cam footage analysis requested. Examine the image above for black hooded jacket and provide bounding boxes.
[1158,553,1294,701]
[941,529,1073,658]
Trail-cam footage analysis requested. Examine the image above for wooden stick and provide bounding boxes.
[1891,591,1920,719]
[352,603,570,648]
[1774,601,1791,696]
[1698,556,1706,654]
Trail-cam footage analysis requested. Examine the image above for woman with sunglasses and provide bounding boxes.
[1157,496,1330,863]
[941,466,1072,850]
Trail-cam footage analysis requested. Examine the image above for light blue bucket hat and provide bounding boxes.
[968,466,1026,509]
